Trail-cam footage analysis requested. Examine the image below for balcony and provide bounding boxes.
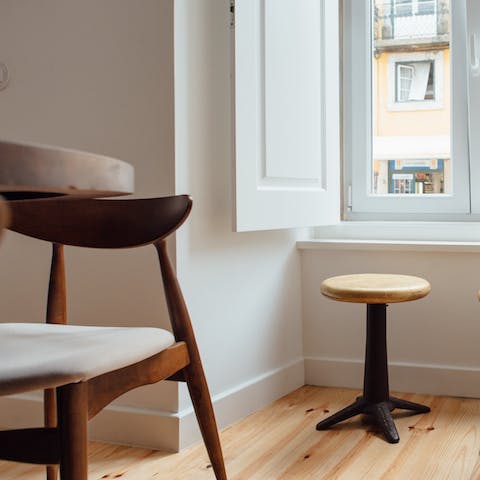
[374,0,450,52]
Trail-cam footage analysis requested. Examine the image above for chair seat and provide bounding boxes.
[0,323,175,395]
[320,273,431,304]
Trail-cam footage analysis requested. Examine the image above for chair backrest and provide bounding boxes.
[6,195,194,343]
[7,195,192,248]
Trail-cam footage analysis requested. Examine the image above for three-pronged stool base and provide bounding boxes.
[316,394,430,444]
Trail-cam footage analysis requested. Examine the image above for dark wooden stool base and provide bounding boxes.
[316,394,430,444]
[316,304,430,444]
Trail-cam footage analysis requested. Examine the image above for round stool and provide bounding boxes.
[316,273,431,444]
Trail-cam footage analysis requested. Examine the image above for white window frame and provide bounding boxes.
[388,51,443,110]
[344,0,471,220]
[396,63,414,102]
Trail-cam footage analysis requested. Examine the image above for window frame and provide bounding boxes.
[396,63,415,102]
[344,0,471,220]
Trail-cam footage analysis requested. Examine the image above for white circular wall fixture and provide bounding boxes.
[0,63,9,91]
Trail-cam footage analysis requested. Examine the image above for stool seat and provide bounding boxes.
[321,273,431,304]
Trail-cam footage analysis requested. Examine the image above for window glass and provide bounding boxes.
[372,0,450,196]
[394,0,412,17]
[418,0,436,16]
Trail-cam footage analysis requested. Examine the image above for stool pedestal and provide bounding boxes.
[316,304,430,443]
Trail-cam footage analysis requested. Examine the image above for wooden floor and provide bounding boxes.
[2,385,480,479]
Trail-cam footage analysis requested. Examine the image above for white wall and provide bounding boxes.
[173,0,305,447]
[301,245,480,398]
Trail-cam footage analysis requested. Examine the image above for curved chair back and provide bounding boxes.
[7,195,192,248]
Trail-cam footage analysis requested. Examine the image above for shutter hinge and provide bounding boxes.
[229,0,235,29]
[347,185,352,210]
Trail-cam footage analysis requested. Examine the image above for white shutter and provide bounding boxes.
[233,0,340,232]
[409,62,431,100]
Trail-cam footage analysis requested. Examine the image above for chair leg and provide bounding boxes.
[57,382,88,480]
[45,388,58,480]
[185,364,227,480]
[46,465,58,480]
[46,243,67,480]
[156,240,227,479]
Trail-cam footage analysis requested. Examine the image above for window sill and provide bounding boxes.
[296,221,480,252]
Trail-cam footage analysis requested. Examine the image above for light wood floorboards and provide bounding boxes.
[2,385,480,479]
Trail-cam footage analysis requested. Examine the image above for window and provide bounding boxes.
[394,0,436,17]
[234,0,479,231]
[396,61,434,102]
[390,0,438,38]
[387,52,443,110]
[345,0,473,218]
[417,0,436,16]
[392,175,414,193]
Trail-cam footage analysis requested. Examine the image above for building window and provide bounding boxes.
[387,52,442,110]
[392,176,414,193]
[396,60,434,102]
[417,0,436,15]
[394,0,436,17]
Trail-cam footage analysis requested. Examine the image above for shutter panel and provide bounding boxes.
[233,0,340,232]
[409,62,431,100]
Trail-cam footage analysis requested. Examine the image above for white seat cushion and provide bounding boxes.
[0,323,176,396]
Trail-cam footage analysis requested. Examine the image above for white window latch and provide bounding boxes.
[470,33,480,76]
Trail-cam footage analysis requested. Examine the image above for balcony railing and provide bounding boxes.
[374,0,450,41]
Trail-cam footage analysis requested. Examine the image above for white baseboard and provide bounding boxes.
[0,393,180,452]
[178,357,305,449]
[0,358,305,452]
[305,356,480,398]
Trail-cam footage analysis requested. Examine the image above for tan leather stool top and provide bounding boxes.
[320,273,431,304]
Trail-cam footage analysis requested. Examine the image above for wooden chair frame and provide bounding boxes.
[0,196,227,480]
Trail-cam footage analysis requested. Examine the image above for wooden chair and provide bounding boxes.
[0,196,227,480]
